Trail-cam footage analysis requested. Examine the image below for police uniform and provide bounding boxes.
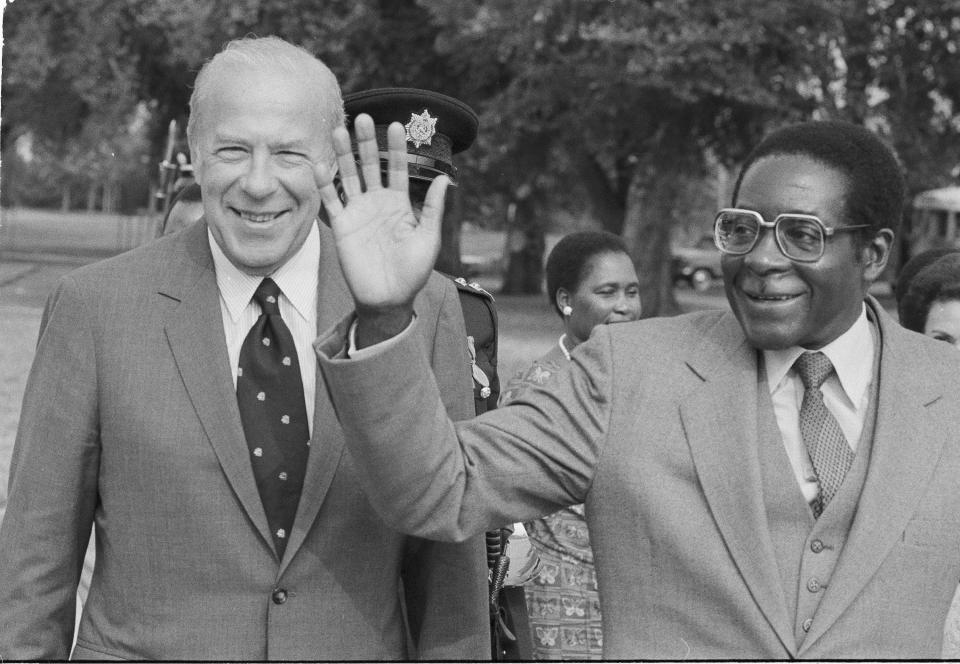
[344,88,529,660]
[450,276,499,413]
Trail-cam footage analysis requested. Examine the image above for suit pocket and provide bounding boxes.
[902,517,960,551]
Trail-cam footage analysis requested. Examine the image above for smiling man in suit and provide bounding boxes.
[0,36,488,660]
[311,117,960,658]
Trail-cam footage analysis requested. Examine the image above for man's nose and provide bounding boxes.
[241,153,279,198]
[743,227,790,271]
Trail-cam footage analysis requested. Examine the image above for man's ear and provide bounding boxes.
[861,228,894,281]
[189,149,202,181]
[556,289,570,314]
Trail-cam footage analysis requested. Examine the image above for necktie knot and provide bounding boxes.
[253,278,282,316]
[794,351,834,391]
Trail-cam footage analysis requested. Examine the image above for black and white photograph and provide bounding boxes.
[1,1,960,660]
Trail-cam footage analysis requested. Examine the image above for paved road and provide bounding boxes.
[1,258,86,494]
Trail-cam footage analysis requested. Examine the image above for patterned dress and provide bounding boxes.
[499,339,603,660]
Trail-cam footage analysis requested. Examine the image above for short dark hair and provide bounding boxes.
[894,247,959,304]
[896,250,960,333]
[545,230,632,316]
[732,121,905,237]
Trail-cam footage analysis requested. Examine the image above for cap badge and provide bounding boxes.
[405,109,438,148]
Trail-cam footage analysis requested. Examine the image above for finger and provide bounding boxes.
[355,114,383,192]
[418,175,450,237]
[332,125,362,199]
[314,161,344,220]
[386,122,409,196]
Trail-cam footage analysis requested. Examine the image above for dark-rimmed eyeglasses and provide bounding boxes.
[713,208,870,263]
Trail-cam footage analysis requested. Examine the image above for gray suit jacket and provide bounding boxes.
[0,220,489,660]
[317,297,960,659]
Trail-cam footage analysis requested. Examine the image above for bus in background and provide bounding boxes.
[904,186,960,257]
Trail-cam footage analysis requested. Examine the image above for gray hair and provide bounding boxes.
[187,36,344,159]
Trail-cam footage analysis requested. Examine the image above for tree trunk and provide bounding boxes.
[622,166,681,318]
[499,133,552,294]
[103,180,118,213]
[500,192,545,294]
[578,149,626,235]
[86,182,99,211]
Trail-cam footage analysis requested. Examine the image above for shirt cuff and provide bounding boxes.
[347,314,417,359]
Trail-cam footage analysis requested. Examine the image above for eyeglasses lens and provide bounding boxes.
[715,211,761,253]
[777,216,824,261]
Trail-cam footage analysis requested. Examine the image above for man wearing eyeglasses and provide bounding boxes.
[310,119,960,658]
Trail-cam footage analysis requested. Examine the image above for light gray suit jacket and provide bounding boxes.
[317,297,960,659]
[0,220,489,660]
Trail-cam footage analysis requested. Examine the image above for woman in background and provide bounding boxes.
[896,249,960,349]
[500,230,641,660]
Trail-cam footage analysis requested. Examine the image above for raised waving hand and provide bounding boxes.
[314,114,450,345]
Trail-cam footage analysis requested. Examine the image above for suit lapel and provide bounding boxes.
[281,223,350,571]
[679,313,797,655]
[799,300,948,653]
[161,222,274,551]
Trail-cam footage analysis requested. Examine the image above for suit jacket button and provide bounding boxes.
[810,539,824,553]
[272,588,288,604]
[802,617,813,632]
[806,578,821,593]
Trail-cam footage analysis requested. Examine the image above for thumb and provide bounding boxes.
[419,175,450,238]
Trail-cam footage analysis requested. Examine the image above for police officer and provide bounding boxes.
[344,88,530,660]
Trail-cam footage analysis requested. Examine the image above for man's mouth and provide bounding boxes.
[234,208,285,223]
[745,292,800,301]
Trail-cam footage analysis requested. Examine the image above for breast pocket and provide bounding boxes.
[902,517,960,552]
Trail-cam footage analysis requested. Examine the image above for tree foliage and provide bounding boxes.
[3,0,959,308]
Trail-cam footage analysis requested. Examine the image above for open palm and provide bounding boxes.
[315,116,448,311]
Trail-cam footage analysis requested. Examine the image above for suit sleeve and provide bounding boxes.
[315,295,611,543]
[0,276,100,659]
[401,276,490,660]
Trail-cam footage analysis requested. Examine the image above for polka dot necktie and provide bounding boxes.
[237,278,310,558]
[794,351,855,518]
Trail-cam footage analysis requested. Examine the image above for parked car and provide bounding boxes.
[672,235,722,292]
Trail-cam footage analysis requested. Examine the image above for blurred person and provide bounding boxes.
[0,36,489,660]
[159,181,204,236]
[311,118,960,658]
[896,249,960,349]
[499,230,640,660]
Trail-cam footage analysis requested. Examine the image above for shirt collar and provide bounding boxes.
[208,221,320,324]
[763,303,874,408]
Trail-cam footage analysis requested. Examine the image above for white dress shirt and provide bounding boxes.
[763,305,876,504]
[208,223,320,436]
